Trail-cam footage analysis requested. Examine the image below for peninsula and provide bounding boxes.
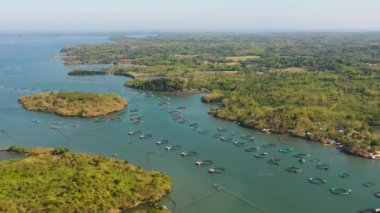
[0,146,171,212]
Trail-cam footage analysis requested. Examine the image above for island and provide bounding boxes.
[0,146,171,212]
[19,92,127,117]
[60,33,380,159]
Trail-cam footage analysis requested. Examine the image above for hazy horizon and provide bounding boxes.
[1,0,380,32]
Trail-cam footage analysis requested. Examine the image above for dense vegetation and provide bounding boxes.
[19,92,127,117]
[68,69,106,76]
[61,33,380,158]
[0,147,171,212]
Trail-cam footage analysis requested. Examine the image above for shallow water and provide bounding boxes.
[0,151,26,161]
[0,35,379,213]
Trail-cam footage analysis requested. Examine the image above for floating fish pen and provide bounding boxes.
[197,130,210,135]
[316,163,330,171]
[359,208,380,213]
[32,119,41,123]
[220,137,234,143]
[247,137,256,142]
[195,160,214,166]
[156,139,169,145]
[208,167,226,174]
[181,151,198,157]
[293,153,310,159]
[158,102,170,106]
[374,192,380,199]
[131,120,143,125]
[362,182,375,188]
[267,158,281,165]
[129,112,138,117]
[177,106,186,110]
[177,119,188,124]
[244,147,260,152]
[52,121,63,125]
[189,123,199,127]
[262,144,277,149]
[217,127,228,132]
[139,134,152,139]
[165,145,182,151]
[128,130,142,136]
[330,188,352,196]
[93,118,106,123]
[255,152,268,159]
[240,134,251,139]
[212,133,223,138]
[233,142,247,147]
[278,147,294,153]
[286,165,302,174]
[309,177,327,185]
[339,173,350,179]
[310,158,321,164]
[111,117,122,122]
[230,132,239,137]
[298,158,306,163]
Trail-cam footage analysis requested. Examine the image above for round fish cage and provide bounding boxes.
[330,188,352,196]
[267,158,281,165]
[309,177,327,185]
[315,163,330,171]
[208,167,226,174]
[195,160,214,166]
[181,151,198,157]
[286,165,302,174]
[244,147,260,152]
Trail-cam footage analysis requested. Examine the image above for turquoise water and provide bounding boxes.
[0,35,379,213]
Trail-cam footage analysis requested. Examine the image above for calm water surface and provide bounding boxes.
[0,35,379,213]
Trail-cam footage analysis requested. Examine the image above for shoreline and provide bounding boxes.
[208,111,379,159]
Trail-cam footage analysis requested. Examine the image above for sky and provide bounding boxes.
[1,0,380,32]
